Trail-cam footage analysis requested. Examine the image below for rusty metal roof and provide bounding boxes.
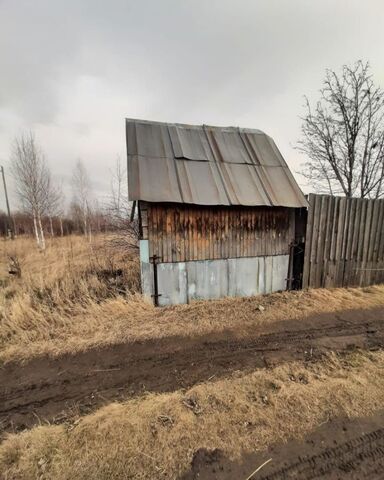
[126,118,308,208]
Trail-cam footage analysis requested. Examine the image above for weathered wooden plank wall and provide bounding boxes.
[302,194,384,288]
[141,202,295,263]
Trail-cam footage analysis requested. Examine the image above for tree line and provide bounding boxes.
[1,132,132,249]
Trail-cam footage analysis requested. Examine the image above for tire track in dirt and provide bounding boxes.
[1,308,383,436]
[258,429,384,479]
[183,411,384,479]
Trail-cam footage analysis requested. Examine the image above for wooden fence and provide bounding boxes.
[303,194,384,288]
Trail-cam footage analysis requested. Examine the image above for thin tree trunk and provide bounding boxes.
[33,213,41,248]
[49,217,54,237]
[37,214,46,250]
[59,217,64,237]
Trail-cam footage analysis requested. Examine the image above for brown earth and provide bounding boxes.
[182,410,384,479]
[1,307,383,437]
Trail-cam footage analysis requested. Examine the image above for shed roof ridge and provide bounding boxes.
[125,117,266,135]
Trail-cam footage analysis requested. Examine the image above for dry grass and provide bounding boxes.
[1,235,384,363]
[1,350,384,479]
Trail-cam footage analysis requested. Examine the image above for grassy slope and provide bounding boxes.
[1,236,384,362]
[1,351,384,479]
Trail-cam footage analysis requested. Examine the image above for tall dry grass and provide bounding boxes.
[1,350,383,479]
[0,235,141,362]
[1,235,384,363]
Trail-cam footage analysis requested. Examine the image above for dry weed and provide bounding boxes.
[0,350,383,479]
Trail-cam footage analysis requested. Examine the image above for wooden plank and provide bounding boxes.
[302,194,314,288]
[224,208,229,259]
[206,208,211,260]
[335,197,347,287]
[344,198,357,285]
[340,198,351,286]
[254,209,259,257]
[265,209,270,256]
[256,208,261,257]
[323,196,334,263]
[351,198,362,261]
[145,203,153,258]
[220,208,225,259]
[199,207,204,261]
[209,207,214,261]
[241,208,244,258]
[179,207,185,262]
[329,196,339,263]
[159,205,166,262]
[375,201,384,262]
[188,207,194,262]
[310,194,322,288]
[373,200,384,263]
[362,199,374,285]
[357,200,367,264]
[262,208,266,260]
[153,204,159,260]
[368,200,380,263]
[164,207,172,262]
[243,208,247,258]
[314,196,327,287]
[173,207,179,262]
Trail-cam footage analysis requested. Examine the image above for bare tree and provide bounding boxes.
[106,156,138,250]
[109,156,129,226]
[11,132,56,249]
[72,159,92,240]
[297,61,384,198]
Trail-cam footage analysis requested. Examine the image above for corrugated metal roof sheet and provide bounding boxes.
[126,118,308,208]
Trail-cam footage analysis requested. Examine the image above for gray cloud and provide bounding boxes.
[0,0,384,209]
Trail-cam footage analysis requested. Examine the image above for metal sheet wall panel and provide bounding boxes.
[139,240,153,297]
[272,255,289,291]
[157,263,188,306]
[228,257,259,297]
[187,259,228,301]
[150,255,289,305]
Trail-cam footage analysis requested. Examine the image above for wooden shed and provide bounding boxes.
[126,119,308,305]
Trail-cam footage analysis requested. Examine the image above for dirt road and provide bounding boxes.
[183,411,384,479]
[1,307,383,435]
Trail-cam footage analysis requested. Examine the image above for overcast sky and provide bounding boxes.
[1,0,384,210]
